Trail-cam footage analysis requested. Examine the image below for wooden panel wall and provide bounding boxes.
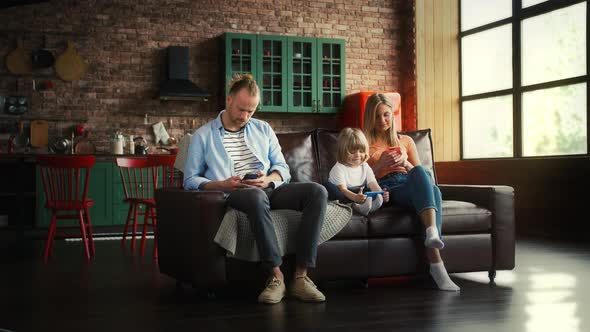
[416,0,460,161]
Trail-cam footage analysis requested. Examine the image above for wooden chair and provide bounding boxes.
[38,155,96,263]
[115,158,158,258]
[147,154,181,189]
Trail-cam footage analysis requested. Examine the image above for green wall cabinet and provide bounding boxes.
[223,33,345,114]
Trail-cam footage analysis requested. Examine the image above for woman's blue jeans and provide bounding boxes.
[378,165,443,237]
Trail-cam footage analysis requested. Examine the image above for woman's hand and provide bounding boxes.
[390,148,408,168]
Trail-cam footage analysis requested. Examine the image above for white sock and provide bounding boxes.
[353,197,372,216]
[425,226,444,249]
[430,262,460,292]
[370,194,383,213]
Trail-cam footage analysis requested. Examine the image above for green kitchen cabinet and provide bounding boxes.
[257,35,288,112]
[224,33,258,96]
[36,161,113,228]
[223,33,345,114]
[316,38,346,113]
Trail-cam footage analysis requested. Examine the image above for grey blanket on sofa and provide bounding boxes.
[214,201,352,262]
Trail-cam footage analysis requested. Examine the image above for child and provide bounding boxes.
[326,128,389,215]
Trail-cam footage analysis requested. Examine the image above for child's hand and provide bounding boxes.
[353,192,367,203]
[353,186,366,203]
[383,190,390,203]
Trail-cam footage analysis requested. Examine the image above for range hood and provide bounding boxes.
[159,46,210,101]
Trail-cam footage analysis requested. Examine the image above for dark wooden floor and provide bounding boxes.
[1,237,589,332]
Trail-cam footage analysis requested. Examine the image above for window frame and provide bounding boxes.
[458,0,589,159]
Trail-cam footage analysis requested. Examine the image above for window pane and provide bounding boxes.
[522,0,548,8]
[461,0,512,31]
[461,24,513,96]
[521,2,587,86]
[462,95,514,158]
[522,83,587,156]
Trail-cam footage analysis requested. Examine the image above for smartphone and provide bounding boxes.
[242,173,260,180]
[364,191,384,198]
[388,146,401,154]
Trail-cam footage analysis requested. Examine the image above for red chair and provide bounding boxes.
[116,158,158,258]
[147,154,181,189]
[38,155,96,263]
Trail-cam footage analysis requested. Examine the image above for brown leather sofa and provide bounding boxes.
[155,129,515,289]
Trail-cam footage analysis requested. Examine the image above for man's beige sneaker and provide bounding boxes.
[257,276,286,304]
[290,276,326,302]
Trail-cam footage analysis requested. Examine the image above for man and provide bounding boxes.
[183,74,328,304]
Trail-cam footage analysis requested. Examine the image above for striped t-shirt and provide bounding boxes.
[223,128,262,177]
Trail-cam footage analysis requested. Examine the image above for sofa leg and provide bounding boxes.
[360,279,369,289]
[488,270,496,283]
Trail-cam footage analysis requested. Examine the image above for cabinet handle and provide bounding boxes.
[312,100,316,112]
[317,100,322,113]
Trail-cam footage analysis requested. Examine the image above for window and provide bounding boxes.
[460,0,587,159]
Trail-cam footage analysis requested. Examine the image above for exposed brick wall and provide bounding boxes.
[0,0,416,152]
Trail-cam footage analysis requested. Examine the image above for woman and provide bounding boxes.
[363,93,459,292]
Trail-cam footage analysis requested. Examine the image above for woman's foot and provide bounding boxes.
[430,262,460,291]
[425,226,444,249]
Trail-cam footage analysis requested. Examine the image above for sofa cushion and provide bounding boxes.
[441,200,492,234]
[276,131,320,183]
[314,129,339,185]
[314,128,437,185]
[332,213,367,238]
[367,200,492,237]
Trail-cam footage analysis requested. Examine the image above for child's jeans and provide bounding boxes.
[325,182,363,204]
[378,165,443,237]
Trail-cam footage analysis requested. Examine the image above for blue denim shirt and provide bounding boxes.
[183,110,291,190]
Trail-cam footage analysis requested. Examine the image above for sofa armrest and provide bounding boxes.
[439,184,515,271]
[155,188,228,287]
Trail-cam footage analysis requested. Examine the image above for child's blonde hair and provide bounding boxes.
[336,127,370,165]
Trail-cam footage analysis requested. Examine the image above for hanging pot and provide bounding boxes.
[32,49,55,68]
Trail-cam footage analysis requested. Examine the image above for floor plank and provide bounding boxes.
[1,238,589,332]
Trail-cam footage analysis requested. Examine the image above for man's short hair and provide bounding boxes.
[228,73,260,97]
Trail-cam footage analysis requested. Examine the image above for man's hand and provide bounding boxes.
[240,170,272,189]
[219,176,251,192]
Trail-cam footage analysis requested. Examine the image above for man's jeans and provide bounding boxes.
[226,182,328,269]
[378,165,443,237]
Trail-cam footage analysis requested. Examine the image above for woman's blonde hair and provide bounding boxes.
[336,127,370,165]
[363,93,400,147]
[228,73,259,97]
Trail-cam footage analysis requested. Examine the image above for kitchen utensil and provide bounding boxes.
[74,137,96,154]
[134,136,148,155]
[30,120,49,147]
[31,48,55,68]
[55,40,87,81]
[49,137,71,154]
[6,38,32,75]
[5,96,28,115]
[14,121,29,150]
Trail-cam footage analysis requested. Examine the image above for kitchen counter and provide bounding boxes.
[0,153,173,162]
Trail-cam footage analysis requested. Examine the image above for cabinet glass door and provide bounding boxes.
[288,38,317,113]
[224,33,257,95]
[318,39,345,113]
[257,36,287,112]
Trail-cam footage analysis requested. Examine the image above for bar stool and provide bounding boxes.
[38,155,96,263]
[115,158,158,258]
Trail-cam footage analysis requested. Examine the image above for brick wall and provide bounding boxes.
[0,0,415,152]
